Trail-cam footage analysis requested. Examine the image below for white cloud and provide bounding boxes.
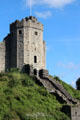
[43,0,75,8]
[25,0,75,8]
[35,11,52,19]
[57,62,80,70]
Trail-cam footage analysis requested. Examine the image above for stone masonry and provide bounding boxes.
[0,16,46,72]
[71,105,80,120]
[0,42,5,72]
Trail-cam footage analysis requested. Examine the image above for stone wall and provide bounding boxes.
[17,28,24,69]
[43,41,46,69]
[10,16,46,70]
[71,105,80,120]
[23,16,45,70]
[9,27,17,68]
[0,16,46,71]
[4,34,11,71]
[0,41,5,72]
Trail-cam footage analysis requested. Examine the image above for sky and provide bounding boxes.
[0,0,80,87]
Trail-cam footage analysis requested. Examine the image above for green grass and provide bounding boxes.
[0,72,79,120]
[53,76,80,100]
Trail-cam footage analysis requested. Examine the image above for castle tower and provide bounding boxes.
[5,16,46,71]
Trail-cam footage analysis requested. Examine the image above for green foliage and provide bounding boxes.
[3,113,13,120]
[10,68,20,72]
[8,73,21,88]
[53,76,80,100]
[54,76,61,82]
[0,74,8,81]
[21,75,34,87]
[0,72,79,120]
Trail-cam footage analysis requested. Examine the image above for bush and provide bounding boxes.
[54,76,61,82]
[8,79,19,88]
[38,88,49,96]
[9,68,20,73]
[22,79,33,87]
[3,113,13,120]
[0,76,9,81]
[22,76,34,87]
[0,73,5,77]
[4,88,12,95]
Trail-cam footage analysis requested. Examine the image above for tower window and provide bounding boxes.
[34,56,37,63]
[35,31,38,35]
[19,30,22,34]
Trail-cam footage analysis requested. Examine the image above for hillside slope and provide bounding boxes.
[53,76,80,100]
[0,71,80,120]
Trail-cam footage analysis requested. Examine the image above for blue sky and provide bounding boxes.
[0,0,80,87]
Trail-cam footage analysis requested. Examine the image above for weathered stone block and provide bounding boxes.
[39,69,49,78]
[71,104,80,120]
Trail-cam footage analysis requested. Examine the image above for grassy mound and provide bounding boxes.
[0,71,79,120]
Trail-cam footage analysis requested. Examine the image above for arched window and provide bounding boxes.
[34,56,37,63]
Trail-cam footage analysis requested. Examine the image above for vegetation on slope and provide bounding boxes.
[54,76,80,100]
[0,71,79,120]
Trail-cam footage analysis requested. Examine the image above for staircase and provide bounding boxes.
[36,76,77,105]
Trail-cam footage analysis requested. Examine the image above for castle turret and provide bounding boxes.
[4,16,46,70]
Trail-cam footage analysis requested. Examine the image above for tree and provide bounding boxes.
[76,78,80,90]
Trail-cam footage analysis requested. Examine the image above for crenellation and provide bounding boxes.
[10,16,43,32]
[0,16,46,72]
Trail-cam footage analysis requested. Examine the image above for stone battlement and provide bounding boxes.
[0,16,46,72]
[10,16,43,32]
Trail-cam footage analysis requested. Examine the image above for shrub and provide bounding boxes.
[21,76,34,87]
[3,113,13,120]
[17,112,32,120]
[54,76,61,82]
[0,76,9,81]
[0,73,5,77]
[8,79,19,88]
[22,79,33,87]
[4,88,13,95]
[9,68,20,73]
[38,88,49,96]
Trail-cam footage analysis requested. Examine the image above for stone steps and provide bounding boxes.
[36,76,77,105]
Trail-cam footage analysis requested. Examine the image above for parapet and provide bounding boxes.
[10,16,43,32]
[25,16,37,22]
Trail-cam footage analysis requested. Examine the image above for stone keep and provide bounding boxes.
[71,105,80,120]
[0,16,46,72]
